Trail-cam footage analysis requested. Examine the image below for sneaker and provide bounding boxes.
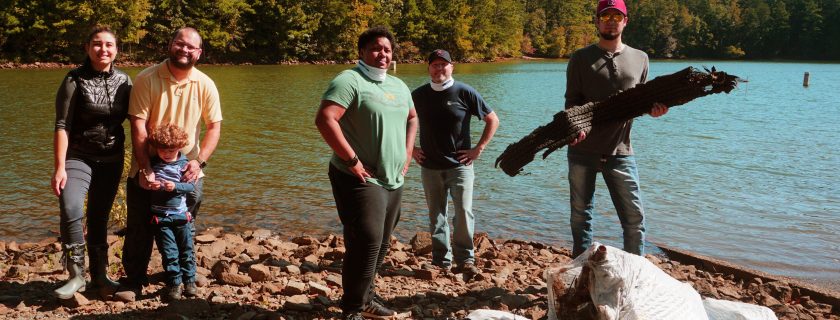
[455,262,481,277]
[183,282,198,297]
[343,312,366,320]
[164,284,183,301]
[361,299,397,319]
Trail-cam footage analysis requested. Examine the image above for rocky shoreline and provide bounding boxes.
[0,228,836,319]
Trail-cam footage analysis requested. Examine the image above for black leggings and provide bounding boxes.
[329,165,402,313]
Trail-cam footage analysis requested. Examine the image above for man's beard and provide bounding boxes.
[169,52,196,70]
[599,31,620,40]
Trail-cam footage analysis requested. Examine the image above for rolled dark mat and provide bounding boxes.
[495,66,742,177]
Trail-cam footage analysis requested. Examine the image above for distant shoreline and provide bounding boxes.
[1,56,535,70]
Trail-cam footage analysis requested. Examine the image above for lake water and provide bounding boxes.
[1,60,838,289]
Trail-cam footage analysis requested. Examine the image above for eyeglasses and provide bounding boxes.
[598,13,625,23]
[172,41,201,53]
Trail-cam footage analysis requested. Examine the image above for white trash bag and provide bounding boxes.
[704,297,777,320]
[465,309,529,320]
[546,242,777,320]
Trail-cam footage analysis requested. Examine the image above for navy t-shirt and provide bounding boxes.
[412,81,493,169]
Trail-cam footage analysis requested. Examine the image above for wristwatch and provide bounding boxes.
[344,155,359,167]
[197,159,207,169]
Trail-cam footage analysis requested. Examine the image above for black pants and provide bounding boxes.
[329,165,402,313]
[122,175,203,285]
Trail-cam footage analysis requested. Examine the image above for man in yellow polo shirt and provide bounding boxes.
[117,27,222,301]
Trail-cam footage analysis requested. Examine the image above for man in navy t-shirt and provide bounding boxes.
[411,49,500,278]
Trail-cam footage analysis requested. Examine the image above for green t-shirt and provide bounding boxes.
[322,67,414,190]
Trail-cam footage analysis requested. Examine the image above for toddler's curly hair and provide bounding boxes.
[149,123,189,150]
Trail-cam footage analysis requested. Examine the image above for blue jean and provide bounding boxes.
[421,165,475,266]
[154,215,196,286]
[122,176,203,285]
[567,152,645,257]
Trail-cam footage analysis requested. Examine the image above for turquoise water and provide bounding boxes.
[1,60,838,288]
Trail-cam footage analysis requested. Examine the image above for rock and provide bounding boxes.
[284,265,301,275]
[410,232,433,256]
[196,274,210,287]
[250,229,272,241]
[323,248,345,261]
[325,274,342,287]
[7,241,20,252]
[291,236,320,246]
[248,264,273,282]
[59,292,90,308]
[284,294,313,311]
[284,280,307,295]
[15,301,27,311]
[114,290,136,302]
[211,260,231,278]
[19,242,39,250]
[308,281,332,296]
[415,268,438,280]
[261,282,285,294]
[195,234,217,244]
[300,261,319,273]
[390,251,409,263]
[219,272,252,287]
[0,241,5,252]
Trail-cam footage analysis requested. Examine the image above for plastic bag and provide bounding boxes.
[465,309,529,320]
[547,242,708,320]
[704,298,777,320]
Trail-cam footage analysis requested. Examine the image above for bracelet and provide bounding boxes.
[344,155,359,167]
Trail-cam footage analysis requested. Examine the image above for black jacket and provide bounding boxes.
[55,62,132,161]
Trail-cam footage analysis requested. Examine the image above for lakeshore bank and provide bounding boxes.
[0,228,836,319]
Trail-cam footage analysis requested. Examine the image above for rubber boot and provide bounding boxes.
[88,243,120,298]
[53,243,87,299]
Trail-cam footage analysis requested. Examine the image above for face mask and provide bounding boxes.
[431,77,455,91]
[356,60,387,82]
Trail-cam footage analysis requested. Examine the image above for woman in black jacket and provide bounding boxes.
[52,25,132,299]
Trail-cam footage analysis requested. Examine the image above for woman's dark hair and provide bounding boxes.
[357,26,396,53]
[86,25,117,44]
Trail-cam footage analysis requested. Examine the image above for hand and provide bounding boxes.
[649,102,668,118]
[412,146,425,165]
[51,169,67,196]
[349,161,372,183]
[163,180,175,192]
[182,160,201,182]
[138,170,160,190]
[402,158,411,176]
[456,147,483,166]
[570,131,587,146]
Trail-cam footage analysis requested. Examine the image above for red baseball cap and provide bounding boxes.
[597,0,627,16]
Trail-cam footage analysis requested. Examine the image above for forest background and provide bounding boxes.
[1,0,839,64]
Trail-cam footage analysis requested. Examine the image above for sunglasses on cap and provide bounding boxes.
[598,13,625,23]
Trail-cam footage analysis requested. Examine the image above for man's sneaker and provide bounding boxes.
[361,299,397,319]
[183,282,198,297]
[455,262,481,277]
[343,312,366,320]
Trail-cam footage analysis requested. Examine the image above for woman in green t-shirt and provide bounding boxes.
[315,26,418,320]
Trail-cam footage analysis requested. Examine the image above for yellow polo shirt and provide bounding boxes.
[128,59,223,177]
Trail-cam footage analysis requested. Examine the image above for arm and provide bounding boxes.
[565,54,588,145]
[52,130,68,196]
[403,107,419,175]
[130,116,160,190]
[456,111,499,166]
[182,120,222,182]
[315,100,371,182]
[165,180,195,194]
[52,75,75,196]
